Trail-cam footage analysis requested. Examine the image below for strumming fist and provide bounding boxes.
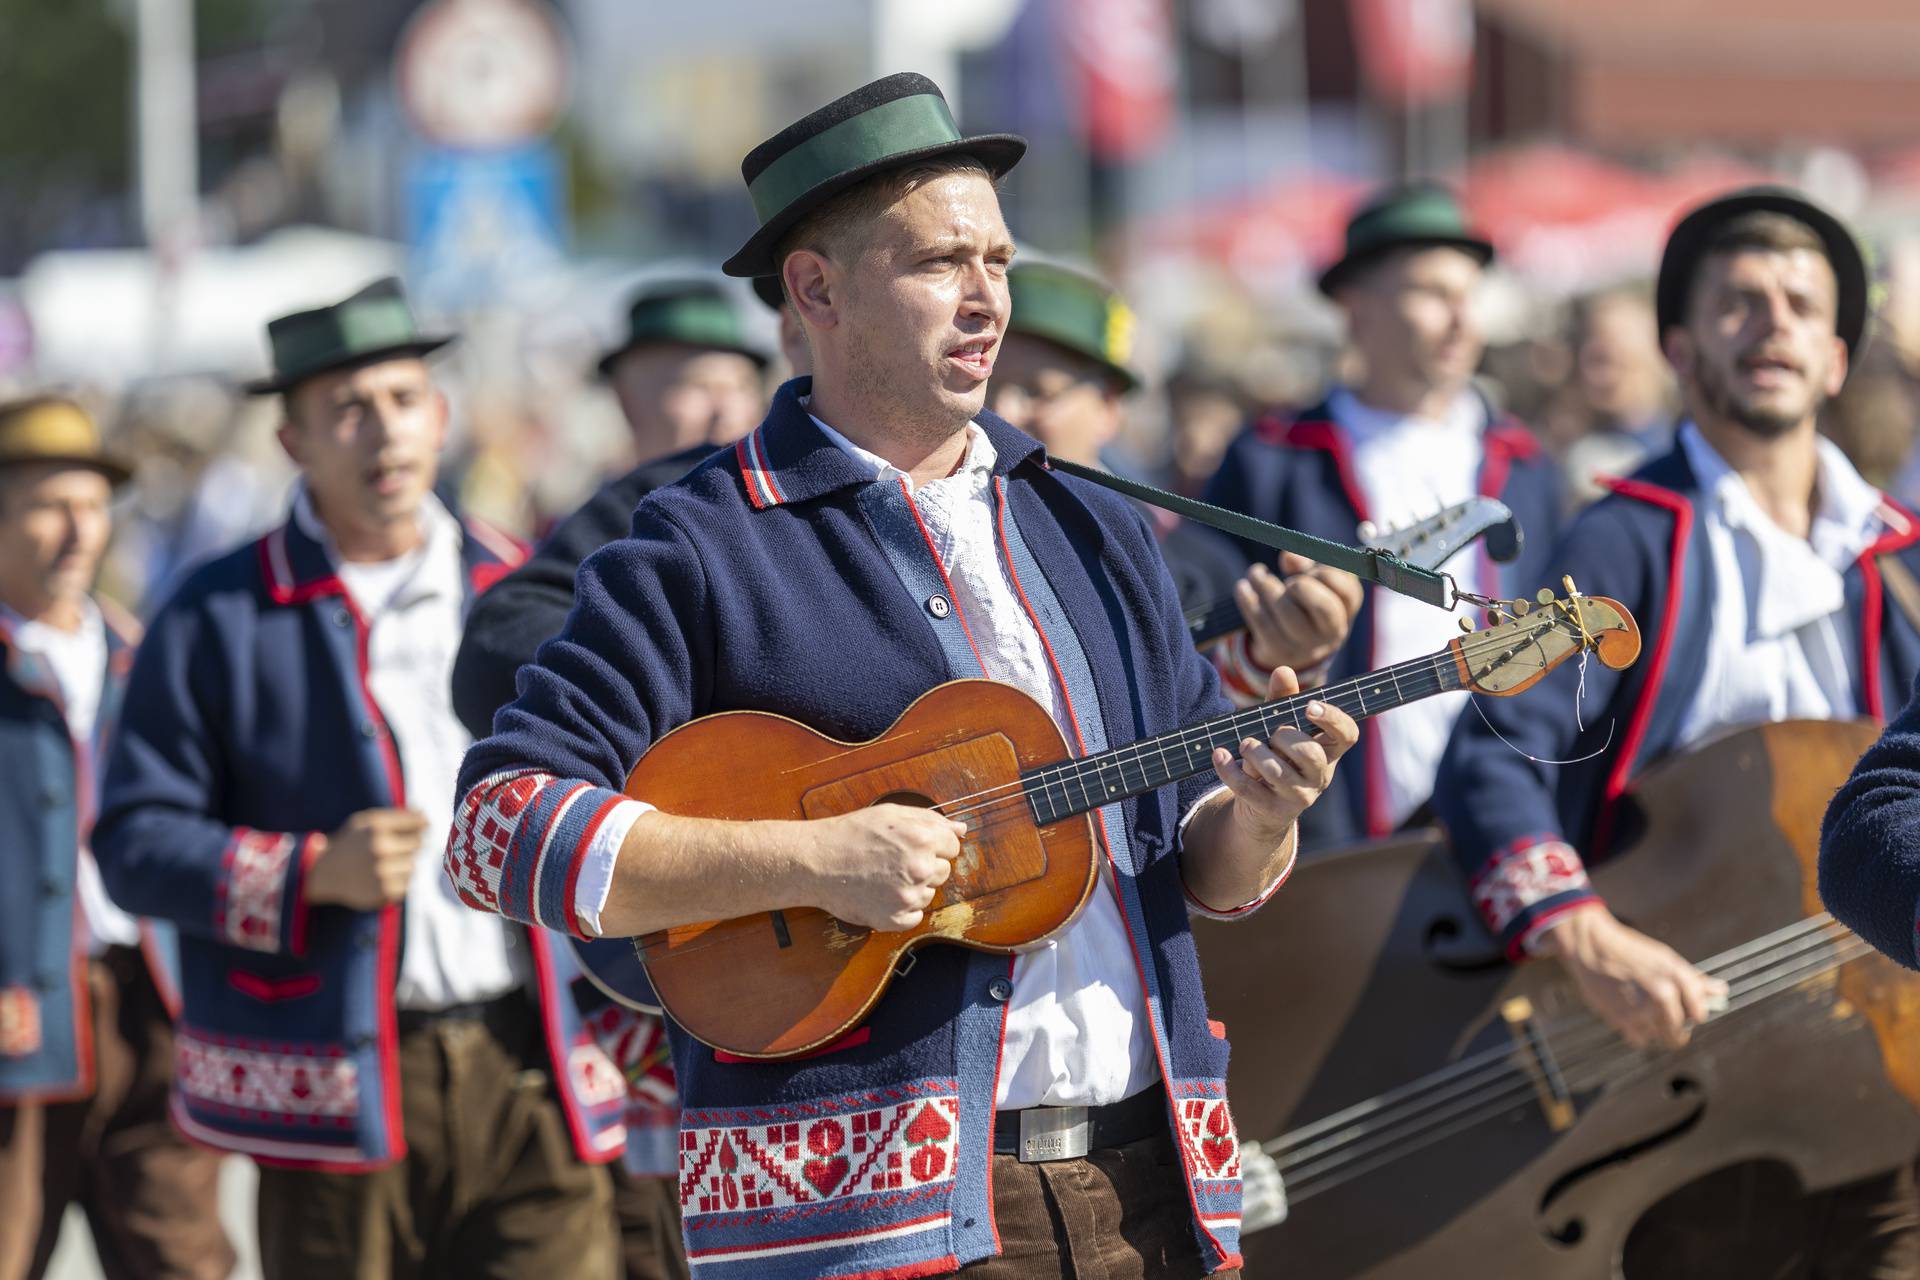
[803,805,966,932]
[306,808,430,910]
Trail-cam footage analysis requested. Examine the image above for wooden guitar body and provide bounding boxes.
[631,679,1099,1058]
[1200,719,1920,1279]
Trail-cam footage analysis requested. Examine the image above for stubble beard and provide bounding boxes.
[1693,349,1822,441]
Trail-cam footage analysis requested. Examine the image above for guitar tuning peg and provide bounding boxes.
[1535,588,1555,606]
[1562,575,1581,598]
[1458,616,1477,633]
[1513,599,1533,616]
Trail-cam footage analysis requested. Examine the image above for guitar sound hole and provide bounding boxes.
[876,791,936,809]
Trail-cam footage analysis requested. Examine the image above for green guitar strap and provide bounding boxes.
[1046,458,1457,610]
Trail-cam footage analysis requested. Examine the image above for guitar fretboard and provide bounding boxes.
[1021,646,1467,826]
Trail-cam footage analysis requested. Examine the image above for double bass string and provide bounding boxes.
[1261,915,1864,1204]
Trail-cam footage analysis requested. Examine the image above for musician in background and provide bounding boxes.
[987,257,1362,705]
[93,281,627,1278]
[0,398,233,1280]
[446,73,1357,1278]
[1202,184,1560,849]
[1438,186,1920,1274]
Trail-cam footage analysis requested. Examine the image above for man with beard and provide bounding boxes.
[1203,184,1561,851]
[445,72,1357,1277]
[1436,187,1920,1275]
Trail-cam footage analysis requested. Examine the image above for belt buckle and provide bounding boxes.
[1017,1106,1090,1163]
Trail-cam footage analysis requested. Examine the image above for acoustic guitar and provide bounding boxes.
[578,585,1639,1060]
[1184,496,1522,648]
[1200,719,1920,1278]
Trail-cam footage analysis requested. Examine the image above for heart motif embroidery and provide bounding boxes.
[802,1119,849,1197]
[905,1102,953,1181]
[1199,1104,1236,1175]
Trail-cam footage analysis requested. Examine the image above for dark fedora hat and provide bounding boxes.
[1318,184,1494,297]
[723,72,1026,281]
[0,396,132,487]
[596,279,770,378]
[244,277,454,396]
[1656,184,1870,356]
[1006,258,1141,392]
[751,275,784,310]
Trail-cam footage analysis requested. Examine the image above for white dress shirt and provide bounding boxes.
[1674,423,1890,747]
[299,492,527,1010]
[1328,388,1491,829]
[10,600,141,953]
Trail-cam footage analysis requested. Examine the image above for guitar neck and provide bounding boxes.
[1185,598,1246,648]
[1022,645,1466,825]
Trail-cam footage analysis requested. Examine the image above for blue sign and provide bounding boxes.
[405,143,567,309]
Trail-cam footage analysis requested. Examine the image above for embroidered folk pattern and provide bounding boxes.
[1175,1094,1242,1181]
[176,1030,358,1119]
[1470,838,1593,936]
[215,830,296,952]
[0,985,41,1056]
[681,1095,960,1218]
[446,770,546,913]
[589,1004,677,1115]
[566,1041,629,1108]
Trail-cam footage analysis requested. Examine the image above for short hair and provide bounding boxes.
[771,155,996,300]
[1700,211,1827,265]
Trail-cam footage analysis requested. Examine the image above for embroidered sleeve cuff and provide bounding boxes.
[573,799,655,938]
[1177,784,1296,920]
[447,770,640,936]
[1208,631,1333,706]
[215,829,323,956]
[1468,836,1599,959]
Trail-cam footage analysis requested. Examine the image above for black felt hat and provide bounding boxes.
[1318,184,1493,297]
[245,278,453,396]
[723,72,1026,280]
[751,276,785,310]
[595,279,770,377]
[1656,185,1870,357]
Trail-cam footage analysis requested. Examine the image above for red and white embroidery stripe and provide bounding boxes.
[215,830,298,953]
[1470,838,1593,938]
[446,770,547,913]
[175,1029,358,1118]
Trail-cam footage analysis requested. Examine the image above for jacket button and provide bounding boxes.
[332,608,352,628]
[987,976,1013,1003]
[40,876,63,897]
[359,721,379,740]
[927,595,951,619]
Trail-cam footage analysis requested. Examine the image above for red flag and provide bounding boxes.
[1349,0,1474,106]
[1060,0,1177,161]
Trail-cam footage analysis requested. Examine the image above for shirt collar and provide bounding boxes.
[1677,422,1887,572]
[292,486,464,610]
[809,412,997,494]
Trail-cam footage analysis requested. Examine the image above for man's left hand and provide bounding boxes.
[1237,552,1364,676]
[1210,664,1360,847]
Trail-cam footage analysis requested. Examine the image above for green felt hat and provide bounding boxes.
[596,280,770,377]
[1656,184,1870,357]
[1318,184,1494,297]
[1006,260,1140,392]
[245,277,453,396]
[723,72,1026,280]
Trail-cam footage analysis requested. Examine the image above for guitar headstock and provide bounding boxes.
[1454,580,1641,696]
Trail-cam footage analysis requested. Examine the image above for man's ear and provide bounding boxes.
[275,415,303,467]
[784,250,838,333]
[1823,333,1849,398]
[1660,326,1693,379]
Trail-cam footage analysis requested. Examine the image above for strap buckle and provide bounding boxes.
[1017,1106,1091,1162]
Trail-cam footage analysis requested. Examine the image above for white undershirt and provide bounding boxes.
[1328,388,1490,829]
[10,600,141,954]
[1674,423,1888,747]
[298,492,528,1010]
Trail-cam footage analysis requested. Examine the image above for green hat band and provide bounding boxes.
[748,93,961,225]
[628,293,748,352]
[272,297,419,379]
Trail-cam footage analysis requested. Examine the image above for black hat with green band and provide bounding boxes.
[723,72,1026,280]
[1318,184,1493,297]
[244,277,453,396]
[1007,260,1140,392]
[596,279,770,377]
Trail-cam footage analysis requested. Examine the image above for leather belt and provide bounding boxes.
[992,1082,1167,1163]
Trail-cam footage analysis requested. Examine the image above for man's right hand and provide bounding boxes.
[801,805,966,932]
[306,809,430,911]
[1536,905,1727,1050]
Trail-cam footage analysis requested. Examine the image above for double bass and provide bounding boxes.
[1199,718,1920,1277]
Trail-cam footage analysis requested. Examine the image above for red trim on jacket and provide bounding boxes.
[1855,500,1920,722]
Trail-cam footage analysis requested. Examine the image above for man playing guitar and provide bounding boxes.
[444,73,1357,1278]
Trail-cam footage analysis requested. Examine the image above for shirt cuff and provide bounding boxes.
[573,799,656,938]
[1177,784,1296,920]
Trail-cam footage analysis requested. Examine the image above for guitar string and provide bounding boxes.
[1276,935,1872,1210]
[1267,914,1845,1161]
[615,621,1577,964]
[1261,918,1861,1188]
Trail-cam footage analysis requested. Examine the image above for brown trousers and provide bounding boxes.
[955,1130,1236,1279]
[609,1168,687,1280]
[254,995,617,1280]
[0,946,233,1280]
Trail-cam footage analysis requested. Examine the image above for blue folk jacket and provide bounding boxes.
[1437,446,1920,955]
[448,379,1255,1278]
[0,601,179,1100]
[1202,396,1563,846]
[93,509,628,1170]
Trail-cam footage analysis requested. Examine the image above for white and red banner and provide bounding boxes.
[1349,0,1475,106]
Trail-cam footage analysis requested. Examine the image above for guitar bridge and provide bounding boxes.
[1502,996,1575,1132]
